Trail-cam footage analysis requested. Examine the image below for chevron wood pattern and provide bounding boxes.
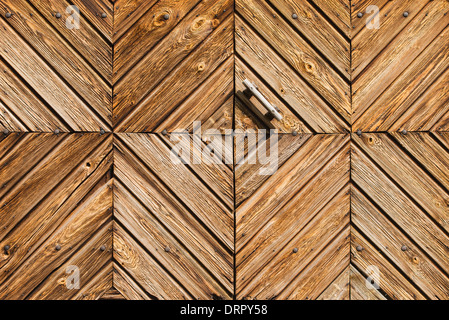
[0,0,449,301]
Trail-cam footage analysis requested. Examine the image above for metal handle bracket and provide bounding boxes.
[242,79,283,121]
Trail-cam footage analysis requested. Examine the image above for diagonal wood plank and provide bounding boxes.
[236,133,350,299]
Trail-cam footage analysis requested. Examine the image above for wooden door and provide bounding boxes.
[1,0,449,300]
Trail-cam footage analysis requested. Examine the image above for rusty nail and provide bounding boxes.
[55,12,62,19]
[292,130,298,136]
[292,13,298,19]
[293,248,298,253]
[403,12,409,17]
[163,14,170,20]
[357,12,363,18]
[4,245,10,251]
[164,246,170,252]
[100,245,106,251]
[401,245,408,251]
[5,12,12,18]
[101,13,107,18]
[356,129,362,136]
[356,245,363,252]
[55,244,61,251]
[162,129,168,135]
[401,129,407,135]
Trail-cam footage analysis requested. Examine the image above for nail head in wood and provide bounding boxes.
[100,128,105,135]
[4,245,10,251]
[403,12,409,17]
[293,248,298,253]
[292,130,298,136]
[356,245,363,251]
[357,12,363,18]
[401,129,407,135]
[3,129,9,135]
[163,14,170,20]
[54,129,60,135]
[55,244,61,251]
[164,246,170,252]
[100,245,106,251]
[401,245,408,251]
[101,13,107,18]
[55,12,62,19]
[292,13,298,19]
[5,12,12,18]
[356,129,362,136]
[162,129,168,135]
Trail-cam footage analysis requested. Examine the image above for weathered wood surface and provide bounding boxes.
[235,1,350,133]
[0,133,113,299]
[1,0,449,300]
[353,0,449,132]
[114,0,234,132]
[352,132,449,300]
[114,133,234,299]
[236,134,351,299]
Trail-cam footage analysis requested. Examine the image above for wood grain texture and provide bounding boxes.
[352,132,449,300]
[236,0,350,129]
[113,133,233,299]
[0,133,113,299]
[353,0,449,132]
[236,134,350,299]
[114,0,234,132]
[236,15,349,133]
[1,0,449,301]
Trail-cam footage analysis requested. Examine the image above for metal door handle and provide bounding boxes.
[243,79,283,121]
